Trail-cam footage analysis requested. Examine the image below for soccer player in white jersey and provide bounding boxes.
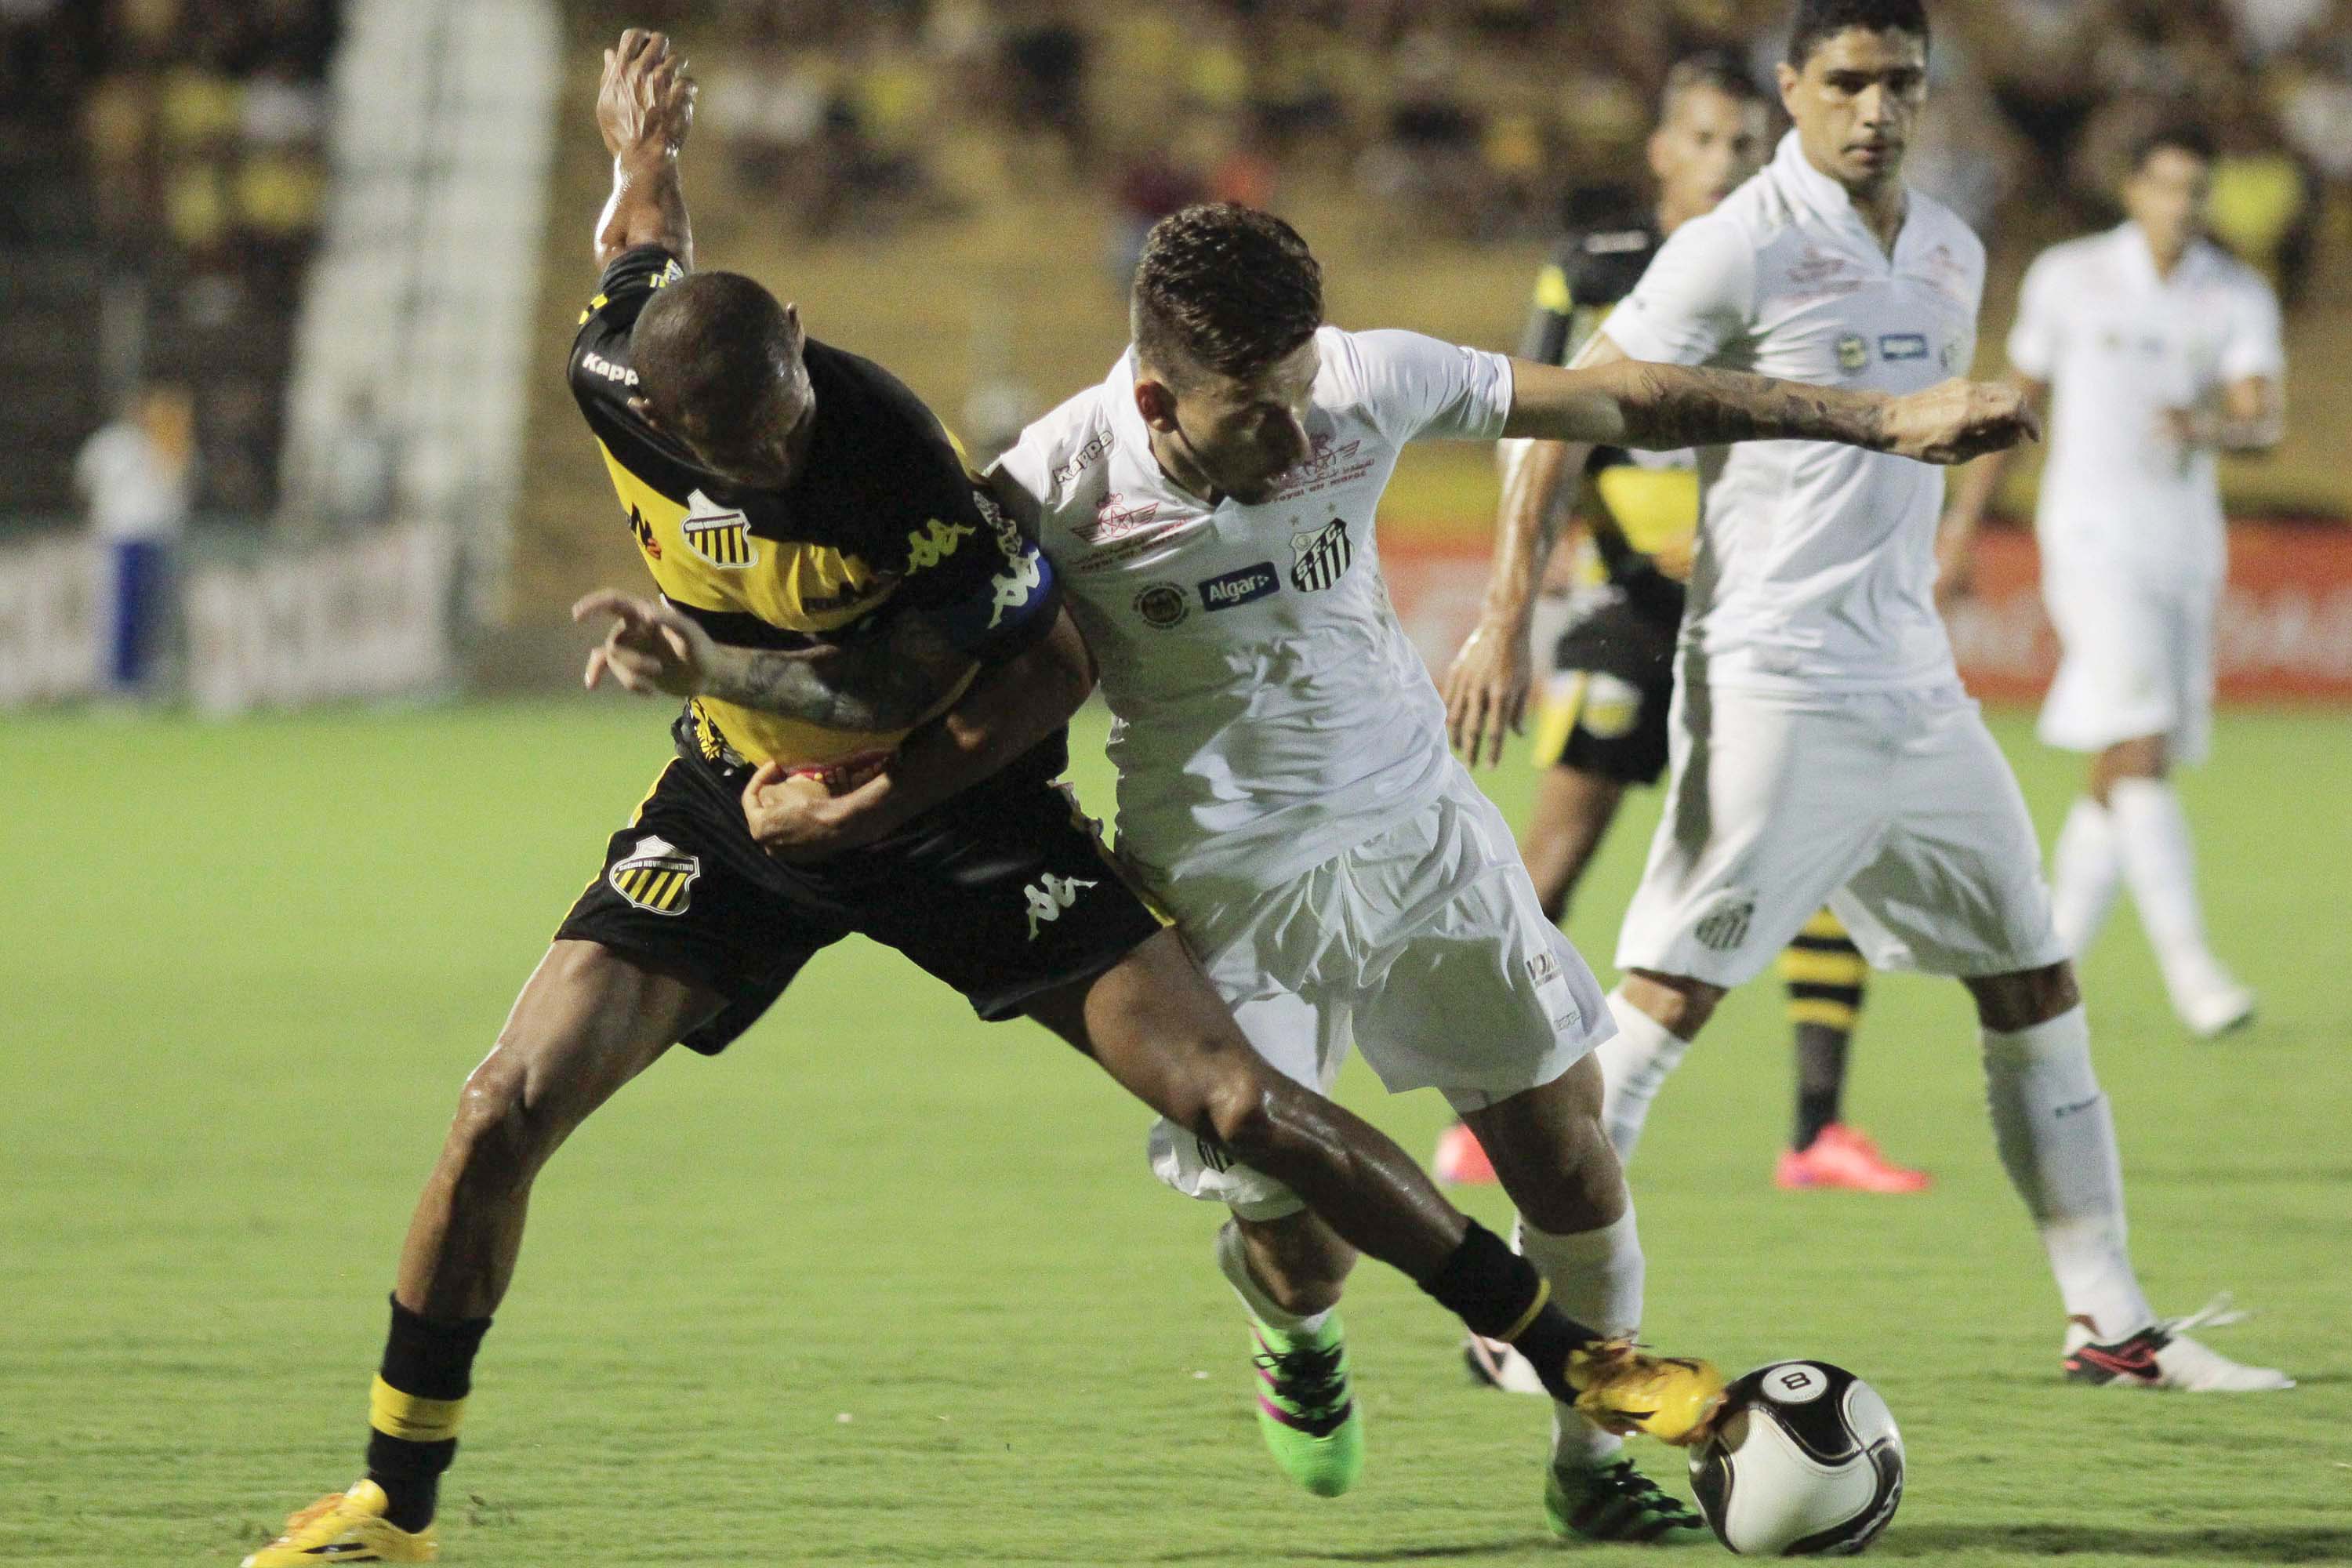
[969,201,2030,1537]
[1447,0,2290,1396]
[1940,122,2283,1037]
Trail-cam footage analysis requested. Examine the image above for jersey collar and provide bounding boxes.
[1770,129,1909,261]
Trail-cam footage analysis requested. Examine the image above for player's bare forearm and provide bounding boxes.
[593,29,695,269]
[700,616,972,735]
[1480,437,1584,628]
[1505,358,2038,465]
[1943,374,2045,532]
[744,608,1096,859]
[869,608,1095,825]
[1508,358,1886,450]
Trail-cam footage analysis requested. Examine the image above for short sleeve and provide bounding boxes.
[885,482,1063,666]
[1599,214,1752,367]
[1337,329,1515,445]
[2219,274,2285,383]
[568,245,687,415]
[2005,250,2065,381]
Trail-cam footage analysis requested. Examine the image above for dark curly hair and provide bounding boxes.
[1785,0,1929,67]
[1131,203,1323,386]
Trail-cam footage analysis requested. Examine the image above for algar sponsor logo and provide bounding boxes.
[1199,562,1279,612]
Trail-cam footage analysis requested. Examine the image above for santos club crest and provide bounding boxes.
[608,835,700,916]
[1290,517,1352,591]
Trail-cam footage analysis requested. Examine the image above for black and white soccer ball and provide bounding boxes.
[1686,1361,1904,1555]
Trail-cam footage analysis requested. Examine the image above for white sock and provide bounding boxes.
[1594,990,1689,1163]
[1980,1006,2154,1340]
[1519,1210,1642,1469]
[2049,796,2122,958]
[1213,1218,1334,1338]
[2106,778,2222,986]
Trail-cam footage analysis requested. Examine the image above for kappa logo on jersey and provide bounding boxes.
[987,548,1044,628]
[1134,582,1189,628]
[1024,873,1098,939]
[609,836,700,916]
[1200,561,1278,612]
[1290,517,1352,591]
[906,517,975,571]
[681,492,756,568]
[1693,893,1757,953]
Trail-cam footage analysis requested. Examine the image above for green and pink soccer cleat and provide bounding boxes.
[1246,1312,1365,1497]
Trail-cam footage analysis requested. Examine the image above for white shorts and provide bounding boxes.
[1615,682,2067,989]
[1136,767,1612,1220]
[2038,569,2216,764]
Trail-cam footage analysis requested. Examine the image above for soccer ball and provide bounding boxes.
[1686,1360,1904,1555]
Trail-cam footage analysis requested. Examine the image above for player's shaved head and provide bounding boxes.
[1131,204,1323,389]
[633,270,813,487]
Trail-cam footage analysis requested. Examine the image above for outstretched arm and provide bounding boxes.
[593,28,695,270]
[1501,352,2038,463]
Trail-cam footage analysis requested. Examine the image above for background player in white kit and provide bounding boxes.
[1450,0,2289,1394]
[1940,123,2283,1038]
[980,201,2031,1537]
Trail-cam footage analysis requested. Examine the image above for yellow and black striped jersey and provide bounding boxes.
[568,245,1061,767]
[1522,215,1698,582]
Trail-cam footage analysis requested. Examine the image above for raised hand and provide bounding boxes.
[1880,379,2040,465]
[597,28,695,162]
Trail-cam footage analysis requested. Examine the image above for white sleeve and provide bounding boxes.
[2219,275,2285,383]
[985,422,1053,538]
[2005,251,2065,381]
[1599,212,1753,366]
[1334,328,1515,445]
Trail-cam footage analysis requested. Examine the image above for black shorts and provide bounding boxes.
[555,720,1165,1054]
[1538,572,1685,788]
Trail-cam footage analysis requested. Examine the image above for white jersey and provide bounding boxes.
[990,325,1514,886]
[1602,130,1985,695]
[2009,223,2284,587]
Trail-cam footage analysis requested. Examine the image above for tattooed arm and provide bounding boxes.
[1443,331,2039,765]
[1501,351,2038,463]
[572,589,971,733]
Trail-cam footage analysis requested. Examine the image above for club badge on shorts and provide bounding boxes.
[610,835,701,916]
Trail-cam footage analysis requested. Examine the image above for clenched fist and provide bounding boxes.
[1878,379,2040,465]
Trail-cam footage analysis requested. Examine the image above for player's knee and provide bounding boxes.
[1624,970,1721,1036]
[1968,961,2080,1031]
[445,1048,556,1187]
[1198,1061,1284,1163]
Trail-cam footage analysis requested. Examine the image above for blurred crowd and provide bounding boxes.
[627,0,2351,303]
[1,0,341,515]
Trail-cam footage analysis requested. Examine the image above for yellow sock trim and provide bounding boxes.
[370,1375,466,1444]
[1779,948,1870,986]
[1788,998,1862,1029]
[1499,1276,1553,1345]
[1797,909,1849,940]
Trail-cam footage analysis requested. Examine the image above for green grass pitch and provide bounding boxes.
[2,702,2346,1566]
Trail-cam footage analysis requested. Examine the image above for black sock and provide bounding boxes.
[365,1294,492,1533]
[1418,1219,1596,1403]
[1792,1022,1849,1150]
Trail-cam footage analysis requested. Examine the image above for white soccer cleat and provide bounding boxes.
[2063,1296,2293,1392]
[1462,1333,1551,1396]
[2173,975,2257,1040]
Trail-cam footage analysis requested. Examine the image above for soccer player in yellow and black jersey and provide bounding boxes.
[1434,57,1927,1240]
[241,31,1730,1566]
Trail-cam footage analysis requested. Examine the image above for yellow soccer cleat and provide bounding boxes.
[1567,1340,1728,1446]
[241,1479,436,1566]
